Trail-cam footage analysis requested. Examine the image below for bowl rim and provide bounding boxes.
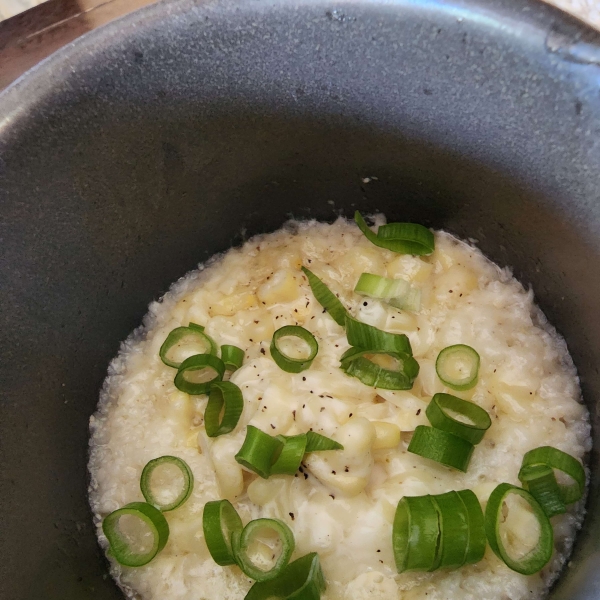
[1,0,600,123]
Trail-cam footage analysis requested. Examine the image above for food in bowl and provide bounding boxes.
[88,213,590,600]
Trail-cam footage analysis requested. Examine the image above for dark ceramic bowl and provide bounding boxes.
[1,0,600,598]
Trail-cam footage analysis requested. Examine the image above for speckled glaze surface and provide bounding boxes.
[1,1,600,599]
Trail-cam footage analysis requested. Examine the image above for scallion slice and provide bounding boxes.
[426,393,491,444]
[301,267,348,327]
[407,426,474,472]
[485,483,553,575]
[270,326,318,373]
[234,518,295,581]
[203,499,244,566]
[435,344,480,391]
[354,273,421,312]
[345,315,413,355]
[518,464,565,518]
[305,431,344,452]
[174,353,225,395]
[221,345,245,372]
[205,381,244,438]
[519,446,586,506]
[102,502,169,567]
[457,489,486,565]
[271,434,308,475]
[340,348,420,390]
[431,491,469,569]
[354,211,434,255]
[159,324,218,369]
[140,456,194,512]
[244,552,326,600]
[235,425,284,479]
[393,495,440,573]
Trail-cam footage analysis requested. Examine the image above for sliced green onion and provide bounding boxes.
[354,273,421,312]
[174,353,225,395]
[244,552,326,600]
[432,491,469,569]
[407,426,474,472]
[235,425,284,479]
[345,315,413,355]
[301,267,348,327]
[271,434,308,475]
[426,393,491,444]
[354,211,435,255]
[203,499,243,566]
[140,456,194,512]
[270,326,318,373]
[233,518,295,581]
[457,489,486,565]
[205,381,244,437]
[221,345,244,371]
[305,431,344,452]
[102,502,169,567]
[518,464,565,518]
[340,347,420,390]
[436,344,480,391]
[519,446,586,505]
[485,483,553,575]
[393,495,440,573]
[159,324,218,369]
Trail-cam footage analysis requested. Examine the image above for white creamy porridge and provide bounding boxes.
[88,216,591,600]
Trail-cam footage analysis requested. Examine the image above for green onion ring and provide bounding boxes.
[354,273,421,312]
[345,315,413,355]
[203,499,244,566]
[407,426,474,472]
[305,431,344,452]
[354,211,435,255]
[221,344,245,371]
[432,491,469,569]
[518,465,565,518]
[271,434,308,475]
[235,425,284,479]
[393,495,440,573]
[485,483,553,575]
[270,326,319,373]
[301,267,348,327]
[174,353,225,395]
[457,489,486,565]
[435,344,480,391]
[102,502,169,567]
[426,393,491,444]
[140,456,194,512]
[205,381,244,438]
[244,552,326,600]
[340,347,420,390]
[519,446,586,506]
[233,518,295,581]
[159,324,218,369]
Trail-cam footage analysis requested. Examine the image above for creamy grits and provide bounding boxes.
[88,216,590,600]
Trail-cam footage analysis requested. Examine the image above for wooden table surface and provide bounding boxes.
[0,0,598,93]
[0,0,156,91]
